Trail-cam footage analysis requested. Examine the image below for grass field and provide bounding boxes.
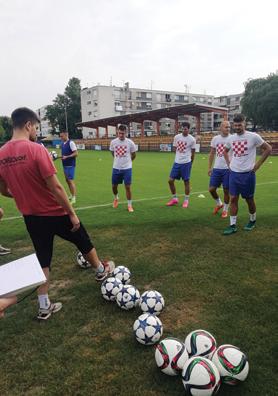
[0,150,277,396]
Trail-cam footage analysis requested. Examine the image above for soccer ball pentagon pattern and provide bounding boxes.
[50,150,58,160]
[211,344,249,385]
[116,285,140,310]
[76,251,92,269]
[155,337,189,376]
[140,290,165,315]
[133,313,163,345]
[101,277,123,302]
[182,356,221,396]
[112,266,131,284]
[185,329,217,359]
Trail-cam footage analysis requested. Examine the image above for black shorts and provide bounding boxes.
[24,215,94,269]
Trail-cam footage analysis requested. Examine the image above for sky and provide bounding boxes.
[0,0,277,116]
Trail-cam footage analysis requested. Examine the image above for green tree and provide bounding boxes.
[241,73,278,130]
[0,116,13,141]
[46,77,82,138]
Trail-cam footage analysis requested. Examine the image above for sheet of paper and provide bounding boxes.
[0,254,46,297]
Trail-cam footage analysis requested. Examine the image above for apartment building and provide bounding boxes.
[213,93,243,127]
[37,106,52,137]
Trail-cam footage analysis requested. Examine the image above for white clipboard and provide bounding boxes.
[0,254,46,297]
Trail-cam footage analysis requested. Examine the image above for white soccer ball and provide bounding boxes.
[185,329,217,359]
[76,251,92,269]
[182,357,221,395]
[155,337,189,376]
[140,290,165,316]
[133,313,163,345]
[116,285,140,310]
[50,150,58,160]
[112,266,131,284]
[211,344,249,385]
[101,277,123,302]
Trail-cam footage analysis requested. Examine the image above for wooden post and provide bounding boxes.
[96,127,99,138]
[195,114,201,134]
[223,111,228,121]
[156,120,160,136]
[141,122,144,138]
[175,119,179,134]
[105,126,108,138]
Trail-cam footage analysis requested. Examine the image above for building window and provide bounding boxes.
[92,90,97,98]
[87,101,91,105]
[88,111,92,116]
[87,90,91,95]
[146,102,152,108]
[165,94,171,102]
[146,92,152,99]
[94,101,97,106]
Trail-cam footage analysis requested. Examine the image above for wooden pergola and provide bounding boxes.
[76,103,228,138]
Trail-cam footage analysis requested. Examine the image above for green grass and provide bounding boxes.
[0,151,277,396]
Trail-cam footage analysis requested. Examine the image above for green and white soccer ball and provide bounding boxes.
[185,329,217,359]
[211,344,249,385]
[155,337,189,376]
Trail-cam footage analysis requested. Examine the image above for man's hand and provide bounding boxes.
[62,155,67,160]
[69,212,80,232]
[253,163,260,173]
[208,169,212,176]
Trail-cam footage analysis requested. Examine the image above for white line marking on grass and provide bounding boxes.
[2,180,278,221]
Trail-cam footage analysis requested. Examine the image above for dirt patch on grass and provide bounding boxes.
[24,386,46,396]
[49,279,74,295]
[162,300,203,331]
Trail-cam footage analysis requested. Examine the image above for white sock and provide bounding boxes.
[250,212,256,222]
[223,203,229,211]
[172,194,177,198]
[38,294,51,310]
[114,194,119,199]
[96,262,104,273]
[184,195,190,201]
[230,216,237,226]
[215,197,222,206]
[128,200,132,206]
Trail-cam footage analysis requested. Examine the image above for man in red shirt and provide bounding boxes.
[0,107,114,320]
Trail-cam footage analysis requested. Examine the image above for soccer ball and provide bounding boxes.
[185,329,217,359]
[112,266,131,284]
[155,337,189,376]
[101,277,123,302]
[211,344,249,385]
[116,285,140,310]
[133,313,163,345]
[50,150,58,160]
[76,251,92,269]
[182,356,221,395]
[140,290,165,315]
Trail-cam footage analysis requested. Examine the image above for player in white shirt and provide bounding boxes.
[223,114,272,235]
[208,121,231,218]
[166,122,196,208]
[110,125,137,212]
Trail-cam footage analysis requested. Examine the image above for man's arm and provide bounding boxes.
[0,178,13,198]
[208,147,216,176]
[191,149,196,164]
[223,148,230,168]
[45,174,80,231]
[131,152,136,161]
[253,142,272,172]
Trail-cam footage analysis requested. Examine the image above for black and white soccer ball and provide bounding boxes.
[116,285,140,310]
[155,337,189,376]
[185,329,217,359]
[50,150,58,160]
[101,277,123,302]
[112,266,131,284]
[133,313,163,345]
[140,290,165,315]
[76,251,92,269]
[182,356,221,395]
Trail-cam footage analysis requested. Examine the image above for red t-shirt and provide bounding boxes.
[0,139,66,216]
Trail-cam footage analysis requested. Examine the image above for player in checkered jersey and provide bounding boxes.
[222,114,272,235]
[110,124,137,212]
[208,121,231,218]
[166,122,196,208]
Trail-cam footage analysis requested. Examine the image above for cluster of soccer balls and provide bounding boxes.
[155,329,249,395]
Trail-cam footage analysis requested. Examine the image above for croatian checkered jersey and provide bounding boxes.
[225,132,264,172]
[110,138,137,169]
[210,134,231,169]
[173,133,196,164]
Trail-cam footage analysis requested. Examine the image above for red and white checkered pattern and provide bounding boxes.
[216,143,225,157]
[232,140,248,157]
[176,141,187,153]
[115,145,127,157]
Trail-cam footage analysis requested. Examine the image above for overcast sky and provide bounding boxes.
[1,0,277,116]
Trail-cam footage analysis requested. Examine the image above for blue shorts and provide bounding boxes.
[170,162,192,181]
[229,170,256,199]
[209,168,230,189]
[63,166,75,180]
[112,168,132,185]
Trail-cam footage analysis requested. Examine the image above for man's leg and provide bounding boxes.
[37,267,62,320]
[221,187,230,218]
[0,296,17,318]
[182,180,190,208]
[67,179,76,201]
[223,195,239,235]
[209,186,223,214]
[244,197,257,231]
[166,178,178,206]
[112,184,119,208]
[125,185,134,212]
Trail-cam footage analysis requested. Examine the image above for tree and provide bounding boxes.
[0,116,13,141]
[241,73,278,130]
[45,77,82,138]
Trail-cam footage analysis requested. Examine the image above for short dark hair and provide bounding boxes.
[181,121,190,129]
[118,124,127,131]
[11,107,40,129]
[233,114,245,123]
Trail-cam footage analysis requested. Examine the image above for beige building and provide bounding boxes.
[37,106,53,137]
